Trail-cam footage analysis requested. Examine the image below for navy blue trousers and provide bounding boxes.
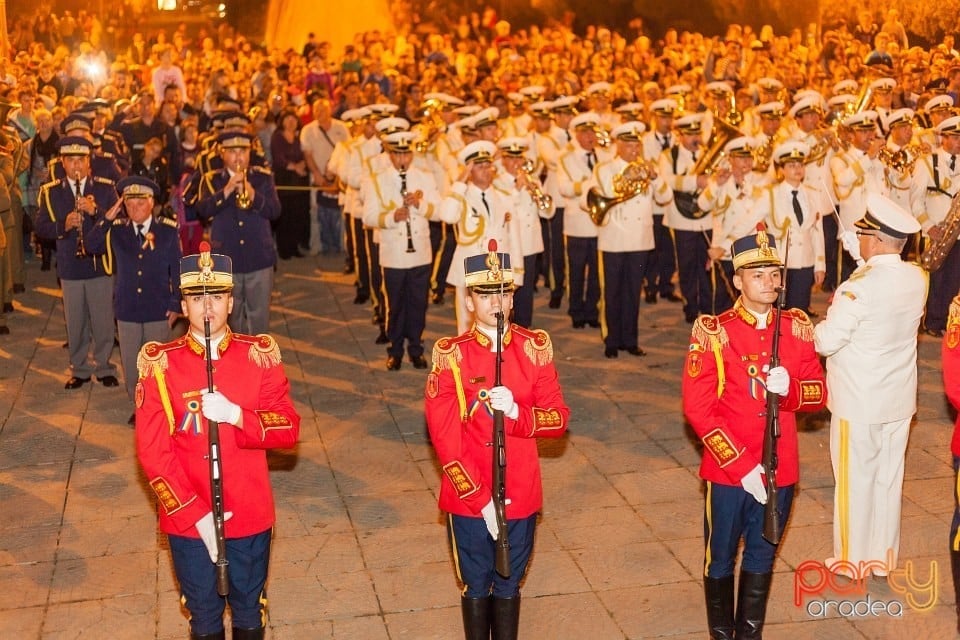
[448,514,537,598]
[600,250,650,349]
[784,266,814,312]
[383,264,430,359]
[645,214,677,297]
[168,529,272,634]
[674,229,713,317]
[512,254,539,328]
[566,235,600,324]
[703,483,794,578]
[429,220,457,297]
[547,211,565,298]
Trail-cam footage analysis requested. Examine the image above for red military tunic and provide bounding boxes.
[135,330,300,538]
[943,297,960,457]
[425,324,570,519]
[682,300,827,486]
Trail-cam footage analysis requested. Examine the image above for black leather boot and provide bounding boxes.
[735,571,773,639]
[461,596,491,640]
[491,596,520,640]
[231,628,265,640]
[190,632,225,640]
[952,549,960,633]
[704,575,735,639]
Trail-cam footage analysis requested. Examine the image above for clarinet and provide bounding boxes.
[400,168,415,253]
[204,317,230,596]
[74,173,87,258]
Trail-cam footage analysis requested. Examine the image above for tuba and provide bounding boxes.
[691,117,742,177]
[920,191,960,272]
[585,160,656,226]
[414,98,445,153]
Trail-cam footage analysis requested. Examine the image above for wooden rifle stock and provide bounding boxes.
[493,311,511,577]
[761,234,789,545]
[204,317,230,596]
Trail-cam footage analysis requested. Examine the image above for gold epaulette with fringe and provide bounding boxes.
[93,176,115,185]
[40,178,61,191]
[691,313,730,351]
[512,325,554,366]
[431,335,470,371]
[137,339,184,380]
[234,333,282,368]
[786,308,814,342]
[159,216,178,228]
[251,165,273,176]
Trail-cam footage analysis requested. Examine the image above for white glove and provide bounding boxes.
[763,365,790,397]
[839,230,865,266]
[740,464,768,505]
[480,499,499,540]
[202,391,242,425]
[489,386,519,419]
[195,511,234,563]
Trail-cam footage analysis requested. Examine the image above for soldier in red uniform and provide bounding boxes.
[942,296,960,634]
[425,245,570,640]
[682,225,826,640]
[135,243,300,640]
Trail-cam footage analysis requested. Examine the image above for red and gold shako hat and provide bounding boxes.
[464,239,514,292]
[731,223,782,270]
[180,241,234,294]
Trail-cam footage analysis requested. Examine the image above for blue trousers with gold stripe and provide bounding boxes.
[952,457,960,552]
[448,514,537,598]
[168,529,271,634]
[703,482,794,578]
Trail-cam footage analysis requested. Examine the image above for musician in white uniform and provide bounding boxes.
[361,131,441,371]
[437,141,522,333]
[814,193,926,579]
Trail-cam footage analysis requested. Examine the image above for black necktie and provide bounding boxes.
[951,155,957,172]
[791,189,804,226]
[587,151,596,170]
[565,130,571,142]
[480,191,490,216]
[660,134,670,150]
[136,223,145,244]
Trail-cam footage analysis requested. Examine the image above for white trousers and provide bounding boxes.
[829,414,911,575]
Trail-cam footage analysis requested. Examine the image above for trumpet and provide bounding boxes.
[235,162,251,210]
[521,160,553,211]
[74,172,87,258]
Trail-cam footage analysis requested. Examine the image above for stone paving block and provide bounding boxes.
[541,466,629,513]
[275,495,355,535]
[269,441,341,501]
[573,437,686,475]
[608,466,702,506]
[776,522,834,572]
[658,536,706,580]
[64,456,152,515]
[597,581,705,638]
[0,606,43,638]
[342,489,440,530]
[369,560,456,613]
[156,587,192,639]
[640,497,704,541]
[0,561,53,609]
[41,593,157,639]
[763,618,866,639]
[521,548,593,597]
[327,447,430,497]
[573,540,691,590]
[0,417,83,467]
[58,514,158,559]
[651,436,704,468]
[0,521,60,566]
[267,570,381,623]
[383,604,462,639]
[49,551,157,603]
[355,522,450,570]
[271,530,365,579]
[270,615,391,640]
[543,505,656,551]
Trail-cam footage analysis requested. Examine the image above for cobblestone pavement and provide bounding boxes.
[0,252,955,639]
